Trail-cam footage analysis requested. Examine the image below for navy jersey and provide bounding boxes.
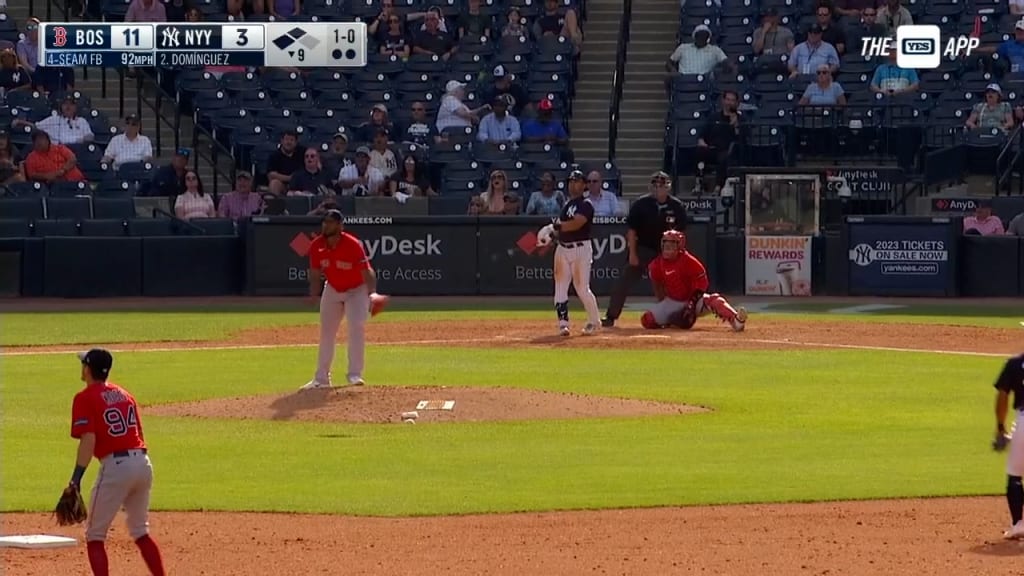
[558,195,594,243]
[995,354,1024,411]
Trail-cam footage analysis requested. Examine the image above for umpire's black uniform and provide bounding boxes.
[601,172,688,327]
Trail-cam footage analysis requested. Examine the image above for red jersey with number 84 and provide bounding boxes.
[71,382,146,460]
[648,252,710,302]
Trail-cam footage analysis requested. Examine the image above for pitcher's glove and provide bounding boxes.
[369,293,390,317]
[54,483,87,526]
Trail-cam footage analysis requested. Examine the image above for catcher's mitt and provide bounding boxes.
[994,432,1012,452]
[54,483,87,526]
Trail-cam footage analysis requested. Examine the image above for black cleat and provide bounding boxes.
[600,317,615,328]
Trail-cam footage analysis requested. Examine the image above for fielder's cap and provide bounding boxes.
[1015,18,1024,30]
[322,208,344,222]
[356,145,371,156]
[537,98,554,111]
[125,113,139,122]
[987,82,1003,94]
[693,24,712,37]
[493,65,507,78]
[61,94,78,104]
[79,348,113,379]
[567,169,585,181]
[333,131,348,141]
[445,79,466,93]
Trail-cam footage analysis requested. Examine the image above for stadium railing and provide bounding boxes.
[606,0,632,162]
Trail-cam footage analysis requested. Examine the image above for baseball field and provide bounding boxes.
[2,296,1023,575]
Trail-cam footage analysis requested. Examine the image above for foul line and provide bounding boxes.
[1,336,1004,358]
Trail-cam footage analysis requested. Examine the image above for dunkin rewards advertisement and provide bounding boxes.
[745,236,813,296]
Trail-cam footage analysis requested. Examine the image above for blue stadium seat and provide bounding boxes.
[0,218,31,238]
[48,181,91,198]
[190,218,237,235]
[46,197,92,219]
[176,70,222,97]
[0,197,45,219]
[80,219,128,237]
[94,178,137,198]
[261,70,307,94]
[32,219,80,237]
[3,181,47,198]
[220,71,263,95]
[127,218,175,237]
[93,197,135,219]
[238,89,277,112]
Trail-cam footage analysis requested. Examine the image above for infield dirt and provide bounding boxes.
[5,313,1022,574]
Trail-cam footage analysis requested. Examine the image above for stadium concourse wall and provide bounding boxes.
[0,216,1021,298]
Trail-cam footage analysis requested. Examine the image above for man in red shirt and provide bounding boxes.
[642,230,748,331]
[300,209,381,389]
[69,349,165,576]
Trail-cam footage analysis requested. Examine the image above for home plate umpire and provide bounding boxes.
[601,171,689,328]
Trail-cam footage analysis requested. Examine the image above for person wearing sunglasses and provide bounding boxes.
[379,14,411,58]
[601,171,687,328]
[799,66,846,107]
[16,18,40,76]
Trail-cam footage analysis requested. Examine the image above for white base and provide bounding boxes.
[0,534,78,549]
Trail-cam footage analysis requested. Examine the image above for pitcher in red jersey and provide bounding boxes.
[641,230,748,332]
[69,349,165,576]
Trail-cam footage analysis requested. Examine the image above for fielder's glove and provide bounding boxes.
[54,483,87,526]
[369,293,390,317]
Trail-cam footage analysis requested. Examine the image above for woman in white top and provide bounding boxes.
[174,170,216,220]
[436,80,490,132]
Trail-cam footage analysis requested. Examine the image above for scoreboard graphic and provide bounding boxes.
[39,22,367,68]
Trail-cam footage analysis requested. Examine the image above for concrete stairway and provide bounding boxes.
[614,0,678,197]
[567,0,621,165]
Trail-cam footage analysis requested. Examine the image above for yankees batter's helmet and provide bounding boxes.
[661,229,686,259]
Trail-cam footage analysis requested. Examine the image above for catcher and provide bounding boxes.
[992,352,1024,539]
[58,349,166,576]
[641,230,748,332]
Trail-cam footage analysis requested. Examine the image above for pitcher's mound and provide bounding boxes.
[148,386,706,424]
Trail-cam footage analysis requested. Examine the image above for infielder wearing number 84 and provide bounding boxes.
[641,230,747,332]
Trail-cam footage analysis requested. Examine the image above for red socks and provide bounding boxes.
[135,534,166,576]
[86,541,109,576]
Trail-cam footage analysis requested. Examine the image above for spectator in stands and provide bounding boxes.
[413,10,457,61]
[400,101,440,147]
[478,95,522,146]
[14,96,93,145]
[437,80,487,132]
[835,0,877,18]
[23,130,86,183]
[356,104,394,143]
[966,84,1013,132]
[870,48,919,95]
[459,0,494,39]
[585,171,621,216]
[150,148,189,197]
[877,0,913,32]
[324,132,352,174]
[502,7,528,38]
[174,171,215,220]
[521,99,568,147]
[813,4,846,55]
[696,90,743,194]
[963,199,1005,235]
[125,0,167,22]
[337,146,386,196]
[165,0,188,20]
[0,131,25,185]
[17,18,72,94]
[789,25,840,77]
[289,149,334,196]
[379,14,411,59]
[368,0,397,40]
[409,6,451,34]
[525,172,565,216]
[481,66,528,116]
[847,7,887,56]
[0,48,30,92]
[468,169,520,215]
[799,66,847,106]
[996,20,1024,74]
[266,129,304,195]
[218,171,264,220]
[1006,210,1024,234]
[185,6,203,21]
[101,114,153,169]
[1012,0,1024,16]
[225,0,245,20]
[752,8,794,57]
[268,0,301,19]
[534,0,582,52]
[666,25,729,78]
[389,155,435,197]
[16,19,39,77]
[369,128,400,178]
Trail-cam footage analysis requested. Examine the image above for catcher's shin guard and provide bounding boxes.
[702,293,739,322]
[640,311,662,329]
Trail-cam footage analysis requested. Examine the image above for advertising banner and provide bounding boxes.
[744,236,813,296]
[843,216,958,297]
[246,216,478,296]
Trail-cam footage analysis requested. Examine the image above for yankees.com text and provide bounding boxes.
[747,237,806,260]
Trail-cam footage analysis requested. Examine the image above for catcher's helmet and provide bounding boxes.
[661,229,686,259]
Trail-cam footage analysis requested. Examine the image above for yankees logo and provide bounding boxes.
[54,27,68,47]
[565,204,577,219]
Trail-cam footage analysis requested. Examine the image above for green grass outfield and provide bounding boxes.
[0,302,1014,516]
